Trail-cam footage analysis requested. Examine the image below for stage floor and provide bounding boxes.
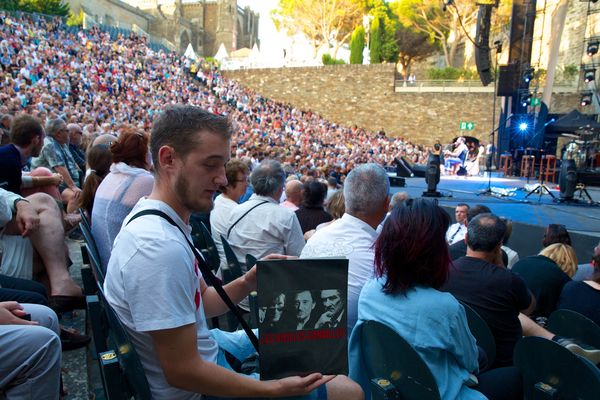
[392,173,600,237]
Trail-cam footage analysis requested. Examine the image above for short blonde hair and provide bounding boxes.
[539,243,578,278]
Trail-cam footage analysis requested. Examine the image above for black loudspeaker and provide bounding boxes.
[475,5,494,86]
[423,154,442,197]
[497,64,520,96]
[559,159,577,200]
[393,157,414,178]
[507,0,536,66]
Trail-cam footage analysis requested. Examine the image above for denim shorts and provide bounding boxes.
[205,329,328,400]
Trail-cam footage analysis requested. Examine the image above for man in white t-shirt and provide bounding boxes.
[301,164,390,332]
[104,105,362,400]
[446,203,469,245]
[210,159,249,270]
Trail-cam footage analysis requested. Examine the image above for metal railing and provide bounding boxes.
[394,80,579,93]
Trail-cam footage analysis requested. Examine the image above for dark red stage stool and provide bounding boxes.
[541,155,558,183]
[520,155,535,178]
[499,154,513,177]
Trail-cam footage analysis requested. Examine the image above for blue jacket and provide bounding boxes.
[349,278,486,400]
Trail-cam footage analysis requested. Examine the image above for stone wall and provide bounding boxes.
[76,0,152,31]
[225,65,583,145]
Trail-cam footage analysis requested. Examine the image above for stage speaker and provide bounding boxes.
[559,159,577,200]
[393,157,414,178]
[507,0,536,67]
[475,4,494,86]
[497,64,520,96]
[389,176,406,187]
[423,153,442,197]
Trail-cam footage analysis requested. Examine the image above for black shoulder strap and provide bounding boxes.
[226,200,269,239]
[126,209,259,352]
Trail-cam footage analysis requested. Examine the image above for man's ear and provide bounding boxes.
[463,232,468,245]
[157,145,176,170]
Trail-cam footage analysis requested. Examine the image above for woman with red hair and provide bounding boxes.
[91,127,154,272]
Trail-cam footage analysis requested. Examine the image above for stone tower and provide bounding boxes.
[215,0,237,52]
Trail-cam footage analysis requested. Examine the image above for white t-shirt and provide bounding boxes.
[104,198,217,400]
[209,194,238,270]
[300,213,379,332]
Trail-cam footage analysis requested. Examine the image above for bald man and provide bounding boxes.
[281,179,304,211]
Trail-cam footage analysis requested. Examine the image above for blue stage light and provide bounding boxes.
[519,122,529,131]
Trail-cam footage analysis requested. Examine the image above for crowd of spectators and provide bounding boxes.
[2,11,600,400]
[0,11,433,179]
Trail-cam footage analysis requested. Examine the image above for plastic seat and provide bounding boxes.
[513,336,600,399]
[460,302,496,367]
[547,309,600,349]
[359,320,440,400]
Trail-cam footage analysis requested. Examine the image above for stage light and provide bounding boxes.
[522,67,534,84]
[581,92,593,106]
[519,122,529,131]
[520,92,532,108]
[584,68,596,83]
[588,41,599,56]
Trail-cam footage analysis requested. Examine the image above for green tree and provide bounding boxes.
[67,9,83,27]
[349,25,365,64]
[396,24,436,79]
[0,0,69,16]
[369,16,382,63]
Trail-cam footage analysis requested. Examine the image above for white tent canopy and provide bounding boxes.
[183,43,197,60]
[214,43,229,62]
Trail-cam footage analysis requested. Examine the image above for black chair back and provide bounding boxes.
[360,320,440,400]
[514,336,600,399]
[460,302,496,367]
[96,284,152,400]
[220,235,243,283]
[547,309,600,349]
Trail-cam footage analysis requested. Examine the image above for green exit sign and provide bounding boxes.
[460,121,475,131]
[531,97,541,106]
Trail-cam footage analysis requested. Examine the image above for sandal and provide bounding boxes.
[49,294,86,314]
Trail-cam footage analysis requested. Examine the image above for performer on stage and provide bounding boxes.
[444,137,469,175]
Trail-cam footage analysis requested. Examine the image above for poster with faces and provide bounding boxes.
[257,258,349,380]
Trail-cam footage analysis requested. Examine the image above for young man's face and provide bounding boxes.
[173,131,230,213]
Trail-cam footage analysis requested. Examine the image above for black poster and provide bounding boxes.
[257,258,349,380]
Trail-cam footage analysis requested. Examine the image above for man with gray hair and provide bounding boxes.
[301,163,390,331]
[31,118,81,212]
[227,159,305,280]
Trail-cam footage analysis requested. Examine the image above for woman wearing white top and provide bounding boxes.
[91,127,154,272]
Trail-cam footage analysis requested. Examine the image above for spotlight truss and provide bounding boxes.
[581,91,593,106]
[584,68,596,83]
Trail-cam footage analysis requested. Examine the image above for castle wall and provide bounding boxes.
[72,0,152,31]
[224,64,584,145]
